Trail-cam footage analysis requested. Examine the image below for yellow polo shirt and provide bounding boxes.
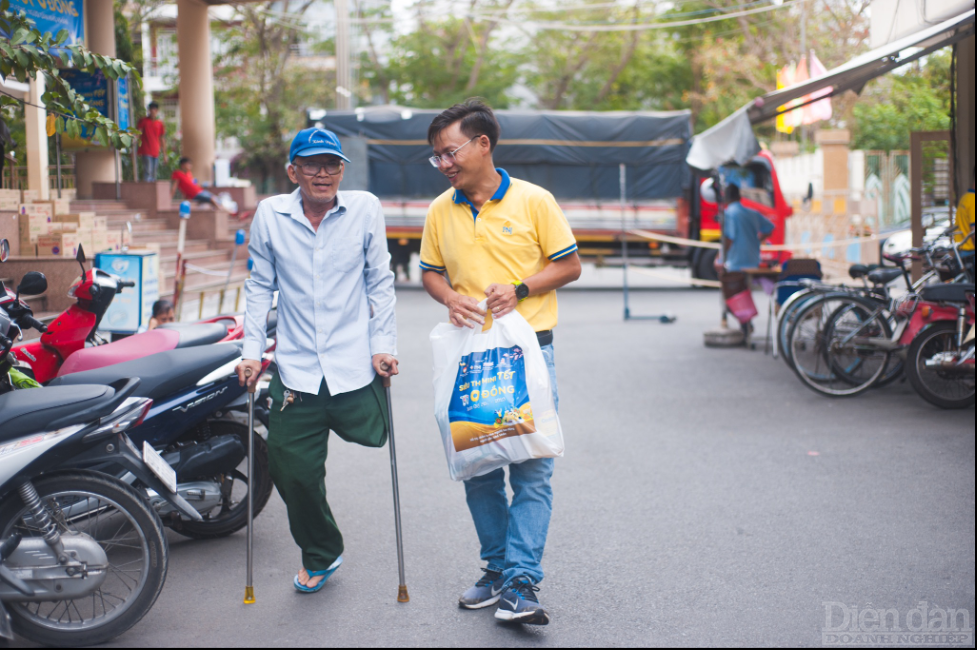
[956,190,974,252]
[420,169,578,332]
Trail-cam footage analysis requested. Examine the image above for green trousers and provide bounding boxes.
[267,373,389,572]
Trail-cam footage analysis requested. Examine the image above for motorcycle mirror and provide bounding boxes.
[76,244,88,277]
[0,239,9,263]
[16,271,48,298]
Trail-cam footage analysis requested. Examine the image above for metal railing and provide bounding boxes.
[1,166,77,192]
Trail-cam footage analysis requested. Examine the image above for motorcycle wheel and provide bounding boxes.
[906,322,976,410]
[174,421,273,540]
[0,471,167,648]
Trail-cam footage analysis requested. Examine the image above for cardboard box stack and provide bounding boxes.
[18,204,54,257]
[36,231,84,258]
[0,189,20,211]
[20,189,40,204]
[105,228,132,253]
[91,216,109,253]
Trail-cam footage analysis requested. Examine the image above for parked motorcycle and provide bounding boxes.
[3,246,271,383]
[2,241,269,537]
[905,285,976,409]
[49,344,276,538]
[0,295,182,646]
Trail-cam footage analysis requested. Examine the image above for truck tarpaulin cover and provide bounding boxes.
[310,107,692,200]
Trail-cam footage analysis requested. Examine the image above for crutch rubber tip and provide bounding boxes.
[398,586,410,603]
[244,587,256,605]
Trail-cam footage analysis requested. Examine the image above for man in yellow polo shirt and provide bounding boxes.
[420,99,581,626]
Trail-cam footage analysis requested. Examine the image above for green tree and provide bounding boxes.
[852,64,951,152]
[372,1,522,109]
[213,0,333,193]
[0,0,140,149]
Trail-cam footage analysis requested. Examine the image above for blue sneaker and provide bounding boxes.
[459,568,505,610]
[494,577,550,626]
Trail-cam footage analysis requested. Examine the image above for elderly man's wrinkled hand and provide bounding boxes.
[373,354,400,378]
[236,360,263,388]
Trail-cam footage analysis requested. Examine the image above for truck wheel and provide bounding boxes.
[696,249,720,285]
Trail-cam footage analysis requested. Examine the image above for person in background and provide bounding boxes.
[171,157,225,212]
[723,184,775,273]
[137,102,166,182]
[955,167,975,279]
[148,300,175,330]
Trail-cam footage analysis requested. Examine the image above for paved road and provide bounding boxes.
[89,289,974,647]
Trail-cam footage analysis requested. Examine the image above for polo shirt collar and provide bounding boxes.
[452,168,511,215]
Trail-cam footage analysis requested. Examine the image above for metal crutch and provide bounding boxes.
[381,366,410,603]
[244,367,257,605]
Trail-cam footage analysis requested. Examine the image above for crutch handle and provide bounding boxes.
[380,363,392,388]
[245,367,257,394]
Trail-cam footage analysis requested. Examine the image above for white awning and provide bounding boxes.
[749,9,975,124]
[687,8,974,170]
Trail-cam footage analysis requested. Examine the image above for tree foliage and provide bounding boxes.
[852,52,952,152]
[213,0,335,193]
[0,0,140,149]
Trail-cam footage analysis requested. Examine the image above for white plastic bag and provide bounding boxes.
[431,303,564,482]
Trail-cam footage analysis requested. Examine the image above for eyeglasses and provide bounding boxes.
[294,160,344,176]
[429,136,482,168]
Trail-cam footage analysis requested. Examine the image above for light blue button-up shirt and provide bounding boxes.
[242,189,397,396]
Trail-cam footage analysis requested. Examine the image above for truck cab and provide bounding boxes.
[698,149,794,272]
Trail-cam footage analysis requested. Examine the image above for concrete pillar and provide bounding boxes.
[24,77,50,201]
[177,0,216,184]
[816,129,850,214]
[956,35,975,198]
[75,0,118,199]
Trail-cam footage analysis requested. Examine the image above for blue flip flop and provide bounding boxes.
[294,556,343,594]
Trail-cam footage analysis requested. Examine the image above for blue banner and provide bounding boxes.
[59,68,110,142]
[117,76,130,131]
[6,0,84,52]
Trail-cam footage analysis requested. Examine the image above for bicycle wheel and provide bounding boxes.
[822,299,893,394]
[906,322,976,409]
[778,290,842,371]
[789,295,891,397]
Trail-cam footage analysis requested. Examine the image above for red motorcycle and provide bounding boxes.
[904,286,976,409]
[3,249,256,384]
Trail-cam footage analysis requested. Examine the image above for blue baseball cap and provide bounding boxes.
[289,128,350,163]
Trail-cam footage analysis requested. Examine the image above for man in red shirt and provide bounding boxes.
[170,157,223,210]
[137,102,166,182]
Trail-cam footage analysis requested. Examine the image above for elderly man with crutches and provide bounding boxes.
[236,128,405,597]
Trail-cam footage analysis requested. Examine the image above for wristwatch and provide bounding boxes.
[514,282,530,302]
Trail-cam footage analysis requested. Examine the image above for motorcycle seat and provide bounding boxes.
[159,322,231,348]
[868,268,903,285]
[58,329,181,378]
[48,344,242,402]
[919,283,975,305]
[849,264,879,279]
[0,385,113,441]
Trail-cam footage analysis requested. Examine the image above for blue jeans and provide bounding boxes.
[464,344,559,587]
[140,155,159,182]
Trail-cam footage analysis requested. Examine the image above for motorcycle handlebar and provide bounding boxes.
[22,316,47,334]
[118,280,136,289]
